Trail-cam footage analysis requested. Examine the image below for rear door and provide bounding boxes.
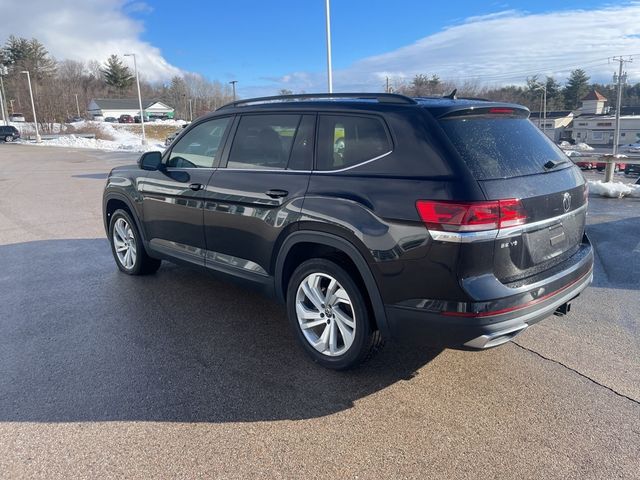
[139,116,232,265]
[202,113,314,276]
[438,108,587,282]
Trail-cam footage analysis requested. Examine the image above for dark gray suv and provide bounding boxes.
[103,93,593,369]
[0,126,20,142]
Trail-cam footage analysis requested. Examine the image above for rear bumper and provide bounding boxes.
[385,241,594,349]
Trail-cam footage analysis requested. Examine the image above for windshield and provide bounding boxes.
[439,117,570,180]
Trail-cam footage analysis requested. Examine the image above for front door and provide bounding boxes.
[203,113,315,277]
[140,116,233,265]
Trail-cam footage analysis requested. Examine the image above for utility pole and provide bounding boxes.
[325,0,333,93]
[75,94,81,117]
[607,56,632,182]
[188,98,193,121]
[386,76,390,93]
[229,80,238,101]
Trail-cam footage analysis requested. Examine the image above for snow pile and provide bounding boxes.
[588,180,640,198]
[574,142,595,151]
[559,141,594,151]
[33,134,164,152]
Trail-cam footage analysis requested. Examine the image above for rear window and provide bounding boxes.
[439,117,570,180]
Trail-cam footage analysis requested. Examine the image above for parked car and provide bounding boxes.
[0,125,20,142]
[67,116,84,123]
[134,115,150,123]
[624,163,640,175]
[623,143,640,153]
[118,114,134,124]
[565,151,595,170]
[104,117,118,123]
[595,161,626,172]
[8,113,26,122]
[164,124,188,146]
[103,93,593,370]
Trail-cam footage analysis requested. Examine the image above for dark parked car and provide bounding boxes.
[103,93,593,370]
[164,124,188,146]
[104,117,118,123]
[0,125,20,142]
[118,114,134,124]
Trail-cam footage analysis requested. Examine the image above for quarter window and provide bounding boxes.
[167,117,231,168]
[227,114,301,170]
[317,115,391,171]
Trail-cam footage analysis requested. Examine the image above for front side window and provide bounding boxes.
[316,115,391,171]
[227,114,301,170]
[167,117,231,168]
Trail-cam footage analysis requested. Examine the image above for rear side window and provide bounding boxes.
[439,117,569,180]
[227,114,301,170]
[316,115,391,171]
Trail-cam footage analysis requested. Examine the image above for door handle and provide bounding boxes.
[189,183,204,191]
[265,189,289,198]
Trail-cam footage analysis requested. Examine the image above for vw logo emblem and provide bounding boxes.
[562,192,572,212]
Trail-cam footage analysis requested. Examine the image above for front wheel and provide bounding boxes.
[286,258,383,370]
[5,135,13,142]
[108,209,161,275]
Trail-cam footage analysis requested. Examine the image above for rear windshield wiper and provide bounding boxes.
[543,159,567,170]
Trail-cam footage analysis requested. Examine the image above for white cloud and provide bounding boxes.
[251,4,640,95]
[0,0,181,82]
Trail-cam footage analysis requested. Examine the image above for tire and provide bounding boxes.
[286,258,383,370]
[108,209,161,275]
[5,135,13,142]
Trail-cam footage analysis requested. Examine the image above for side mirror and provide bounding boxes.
[138,151,163,171]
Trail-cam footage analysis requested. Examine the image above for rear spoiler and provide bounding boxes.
[438,106,530,120]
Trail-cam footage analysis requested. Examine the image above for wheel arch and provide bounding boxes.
[103,193,146,243]
[275,231,390,336]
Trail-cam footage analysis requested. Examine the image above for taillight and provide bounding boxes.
[416,199,527,232]
[488,107,515,115]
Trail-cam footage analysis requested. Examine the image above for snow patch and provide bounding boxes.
[588,180,640,198]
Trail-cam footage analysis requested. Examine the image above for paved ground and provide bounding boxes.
[0,144,638,479]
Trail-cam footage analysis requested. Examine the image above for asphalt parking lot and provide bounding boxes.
[0,144,638,479]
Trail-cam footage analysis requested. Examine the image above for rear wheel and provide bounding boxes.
[108,209,161,275]
[5,135,13,142]
[286,258,383,370]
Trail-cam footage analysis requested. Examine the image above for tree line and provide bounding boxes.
[0,36,235,130]
[2,35,640,131]
[391,69,640,112]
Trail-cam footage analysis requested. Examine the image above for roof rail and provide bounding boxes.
[218,92,417,110]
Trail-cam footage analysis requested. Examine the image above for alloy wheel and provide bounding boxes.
[112,217,137,270]
[295,273,356,357]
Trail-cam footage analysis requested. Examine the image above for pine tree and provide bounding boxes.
[101,54,134,92]
[563,69,590,110]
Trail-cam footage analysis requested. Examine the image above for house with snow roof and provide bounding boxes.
[88,98,174,120]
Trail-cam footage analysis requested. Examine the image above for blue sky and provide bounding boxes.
[133,0,611,82]
[2,1,640,96]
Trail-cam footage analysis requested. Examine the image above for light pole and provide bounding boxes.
[188,98,193,121]
[124,53,147,145]
[229,80,237,101]
[75,94,81,117]
[325,0,333,93]
[21,70,41,143]
[0,65,9,125]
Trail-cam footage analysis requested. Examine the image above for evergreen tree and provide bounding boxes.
[563,69,590,110]
[101,54,134,92]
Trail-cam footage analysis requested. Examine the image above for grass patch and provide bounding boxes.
[116,124,180,142]
[69,124,115,141]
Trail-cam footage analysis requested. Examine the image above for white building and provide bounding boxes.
[530,111,574,142]
[572,115,640,146]
[88,98,174,120]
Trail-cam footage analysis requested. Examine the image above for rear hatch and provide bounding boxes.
[437,106,587,283]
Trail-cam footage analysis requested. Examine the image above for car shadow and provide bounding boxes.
[586,216,640,290]
[0,239,441,423]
